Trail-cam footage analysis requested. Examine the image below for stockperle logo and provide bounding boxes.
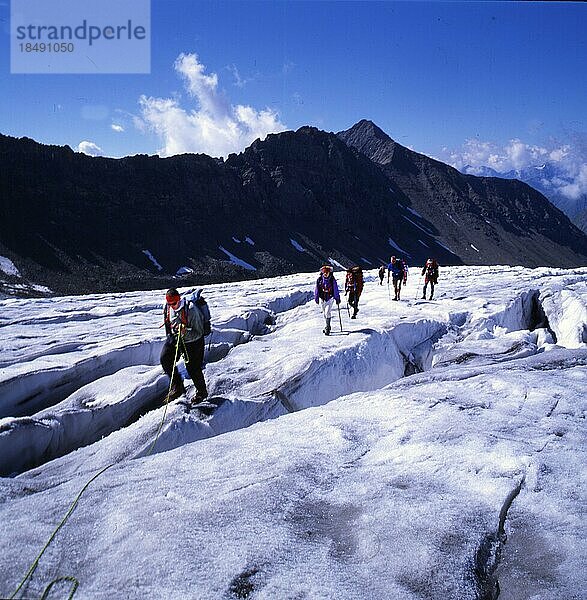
[11,0,150,74]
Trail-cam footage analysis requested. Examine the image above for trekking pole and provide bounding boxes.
[337,303,343,332]
[387,279,391,301]
[346,300,351,318]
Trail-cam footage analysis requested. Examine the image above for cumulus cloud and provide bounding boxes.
[137,53,287,158]
[77,141,104,156]
[440,136,587,200]
[559,164,587,200]
[111,124,125,132]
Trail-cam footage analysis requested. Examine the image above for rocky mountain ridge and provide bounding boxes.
[338,120,587,268]
[1,122,586,296]
[461,161,587,232]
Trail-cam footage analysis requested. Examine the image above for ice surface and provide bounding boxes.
[0,266,585,599]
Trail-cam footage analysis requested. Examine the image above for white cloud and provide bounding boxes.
[111,124,125,133]
[226,64,253,88]
[559,164,587,200]
[137,53,287,158]
[440,137,587,200]
[77,141,104,156]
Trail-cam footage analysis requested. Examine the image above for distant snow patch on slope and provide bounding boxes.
[403,215,434,235]
[470,244,480,252]
[329,257,346,270]
[0,256,20,277]
[232,237,241,243]
[406,205,424,218]
[290,239,306,252]
[388,238,408,256]
[219,246,256,271]
[245,237,255,245]
[142,250,163,271]
[436,239,456,255]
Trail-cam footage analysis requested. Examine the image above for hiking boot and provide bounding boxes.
[169,382,185,401]
[194,391,208,403]
[421,294,426,299]
[323,317,331,335]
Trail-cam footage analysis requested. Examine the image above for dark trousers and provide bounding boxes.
[423,279,435,298]
[348,291,360,315]
[160,336,207,397]
[392,277,403,298]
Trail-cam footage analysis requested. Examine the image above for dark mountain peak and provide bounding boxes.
[296,125,322,135]
[229,124,358,172]
[337,119,398,165]
[347,119,393,142]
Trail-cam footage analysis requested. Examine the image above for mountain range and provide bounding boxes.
[1,121,587,296]
[461,162,587,233]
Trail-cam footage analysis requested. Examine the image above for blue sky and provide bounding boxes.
[1,1,585,181]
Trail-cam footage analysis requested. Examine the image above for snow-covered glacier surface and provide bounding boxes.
[0,266,585,600]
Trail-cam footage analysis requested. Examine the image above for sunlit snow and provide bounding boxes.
[142,249,163,271]
[0,256,20,277]
[0,266,586,600]
[219,246,256,271]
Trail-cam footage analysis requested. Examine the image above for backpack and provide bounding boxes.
[424,260,438,282]
[351,265,363,281]
[346,266,364,293]
[190,289,212,336]
[390,259,404,278]
[316,274,335,300]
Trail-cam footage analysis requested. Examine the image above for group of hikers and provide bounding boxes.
[314,264,364,335]
[376,256,439,301]
[161,257,439,403]
[315,256,439,335]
